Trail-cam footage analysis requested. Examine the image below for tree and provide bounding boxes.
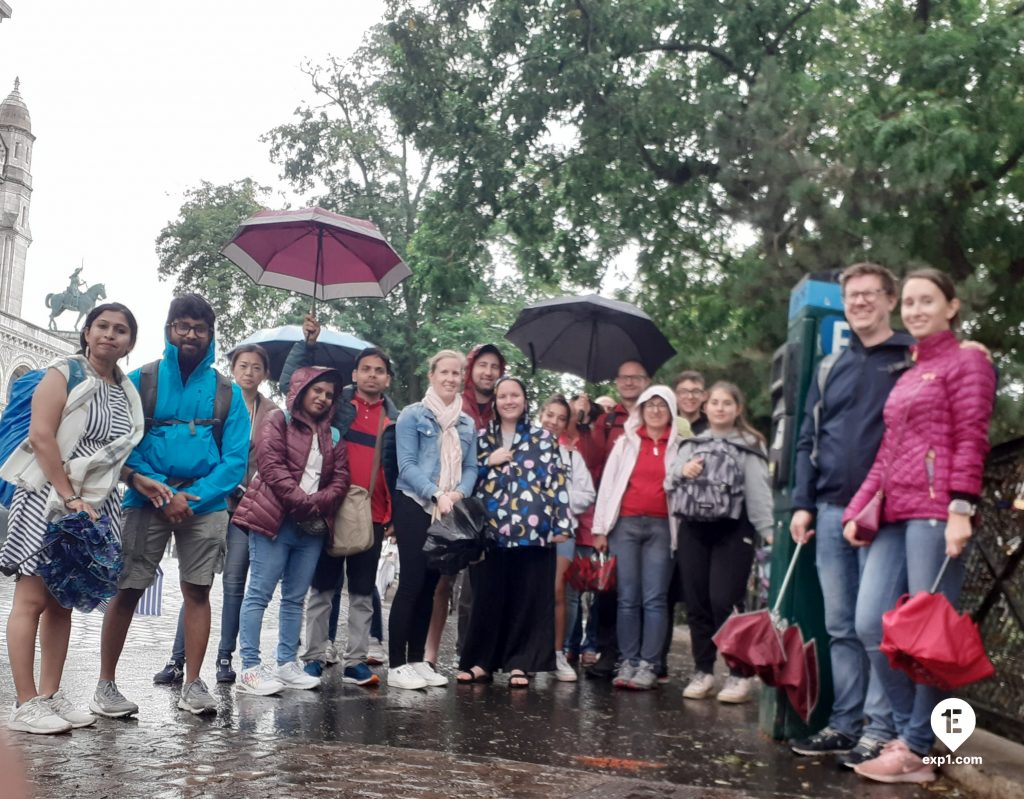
[380,0,1024,432]
[263,30,576,404]
[155,179,306,348]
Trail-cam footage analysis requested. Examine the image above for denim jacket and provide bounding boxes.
[395,401,478,504]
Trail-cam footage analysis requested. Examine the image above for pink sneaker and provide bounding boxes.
[853,739,936,784]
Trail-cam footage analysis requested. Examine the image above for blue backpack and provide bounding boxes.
[0,359,87,507]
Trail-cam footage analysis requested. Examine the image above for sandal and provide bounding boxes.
[456,667,492,684]
[509,670,530,689]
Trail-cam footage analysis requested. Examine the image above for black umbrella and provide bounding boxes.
[505,294,676,382]
[228,324,375,382]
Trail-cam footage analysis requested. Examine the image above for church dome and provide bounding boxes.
[0,78,31,133]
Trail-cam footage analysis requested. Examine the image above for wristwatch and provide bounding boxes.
[948,499,977,516]
[63,494,83,507]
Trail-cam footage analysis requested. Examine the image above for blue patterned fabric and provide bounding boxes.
[476,421,572,547]
[36,512,123,612]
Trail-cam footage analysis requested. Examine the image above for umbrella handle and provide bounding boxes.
[929,556,952,595]
[771,541,804,616]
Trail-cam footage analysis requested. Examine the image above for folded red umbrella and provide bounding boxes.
[565,552,617,593]
[880,558,994,690]
[712,542,806,680]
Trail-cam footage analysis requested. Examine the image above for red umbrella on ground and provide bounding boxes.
[221,207,411,305]
[712,542,805,680]
[880,557,995,690]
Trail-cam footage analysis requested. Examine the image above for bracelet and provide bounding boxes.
[123,468,136,487]
[63,494,83,507]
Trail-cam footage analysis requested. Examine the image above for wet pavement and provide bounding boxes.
[0,558,972,798]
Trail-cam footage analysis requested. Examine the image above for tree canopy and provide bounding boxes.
[156,0,1024,436]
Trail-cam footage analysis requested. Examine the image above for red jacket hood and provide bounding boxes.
[462,343,507,429]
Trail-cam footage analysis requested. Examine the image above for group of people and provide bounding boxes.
[0,264,996,787]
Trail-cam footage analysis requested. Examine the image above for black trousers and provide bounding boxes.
[676,516,756,675]
[388,493,441,667]
[459,546,556,674]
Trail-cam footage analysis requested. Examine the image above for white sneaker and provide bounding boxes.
[553,651,578,682]
[387,663,428,690]
[682,671,716,700]
[717,675,753,704]
[276,661,321,690]
[45,689,96,728]
[411,661,448,687]
[236,665,285,696]
[8,697,72,734]
[366,639,388,665]
[324,643,340,666]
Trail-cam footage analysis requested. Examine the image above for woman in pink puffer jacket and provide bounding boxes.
[842,268,995,784]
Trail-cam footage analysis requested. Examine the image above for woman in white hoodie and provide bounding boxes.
[666,381,773,705]
[592,385,680,691]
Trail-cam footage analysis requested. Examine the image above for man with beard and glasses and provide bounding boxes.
[93,294,249,719]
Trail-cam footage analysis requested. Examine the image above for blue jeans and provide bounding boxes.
[238,519,324,669]
[609,516,673,665]
[855,518,964,754]
[816,503,894,742]
[218,523,250,658]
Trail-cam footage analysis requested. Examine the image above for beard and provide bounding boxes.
[474,384,495,398]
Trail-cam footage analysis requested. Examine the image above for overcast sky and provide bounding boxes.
[2,0,385,362]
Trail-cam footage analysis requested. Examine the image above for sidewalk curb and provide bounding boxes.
[938,729,1024,799]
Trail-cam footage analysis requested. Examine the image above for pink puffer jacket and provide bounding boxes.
[233,367,350,539]
[843,330,995,525]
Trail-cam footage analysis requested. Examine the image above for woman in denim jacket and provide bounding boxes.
[388,350,477,690]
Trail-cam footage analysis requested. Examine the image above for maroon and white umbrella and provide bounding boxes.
[221,207,411,301]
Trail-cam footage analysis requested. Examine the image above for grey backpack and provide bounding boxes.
[670,436,765,522]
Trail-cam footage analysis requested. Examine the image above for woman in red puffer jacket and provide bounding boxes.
[842,268,995,784]
[233,366,350,696]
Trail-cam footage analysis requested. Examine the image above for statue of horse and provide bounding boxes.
[44,283,107,331]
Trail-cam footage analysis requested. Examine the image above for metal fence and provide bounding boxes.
[959,437,1024,744]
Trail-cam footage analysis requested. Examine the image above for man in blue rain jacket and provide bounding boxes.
[92,294,249,720]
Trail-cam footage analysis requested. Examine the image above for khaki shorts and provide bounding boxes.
[118,506,228,590]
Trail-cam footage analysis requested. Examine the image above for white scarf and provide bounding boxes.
[0,356,145,518]
[421,386,463,519]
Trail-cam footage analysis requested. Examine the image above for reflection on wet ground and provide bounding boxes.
[0,558,958,798]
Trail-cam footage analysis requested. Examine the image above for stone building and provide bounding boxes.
[0,79,76,410]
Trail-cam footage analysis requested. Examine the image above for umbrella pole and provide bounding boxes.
[929,556,952,594]
[771,541,804,617]
[311,226,324,319]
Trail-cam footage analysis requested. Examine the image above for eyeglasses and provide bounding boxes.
[843,289,888,304]
[676,389,705,398]
[169,321,211,337]
[616,374,649,383]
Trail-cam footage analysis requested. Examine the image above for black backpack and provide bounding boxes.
[138,360,233,451]
[670,436,766,522]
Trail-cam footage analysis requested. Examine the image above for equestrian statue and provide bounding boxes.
[45,268,106,330]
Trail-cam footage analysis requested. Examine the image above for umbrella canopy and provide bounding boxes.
[712,608,787,679]
[35,512,123,613]
[770,625,819,722]
[229,325,375,382]
[504,294,676,382]
[880,561,995,690]
[221,207,411,301]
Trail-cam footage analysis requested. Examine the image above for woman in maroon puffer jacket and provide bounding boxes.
[233,367,350,696]
[842,268,995,784]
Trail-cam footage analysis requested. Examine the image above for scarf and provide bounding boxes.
[0,356,145,518]
[422,386,463,519]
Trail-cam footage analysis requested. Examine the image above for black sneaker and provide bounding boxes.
[790,727,856,756]
[584,652,617,680]
[153,659,184,685]
[838,737,888,769]
[216,657,236,684]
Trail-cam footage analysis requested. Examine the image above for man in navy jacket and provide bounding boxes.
[789,263,905,766]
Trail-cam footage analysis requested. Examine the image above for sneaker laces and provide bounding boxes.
[46,690,76,716]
